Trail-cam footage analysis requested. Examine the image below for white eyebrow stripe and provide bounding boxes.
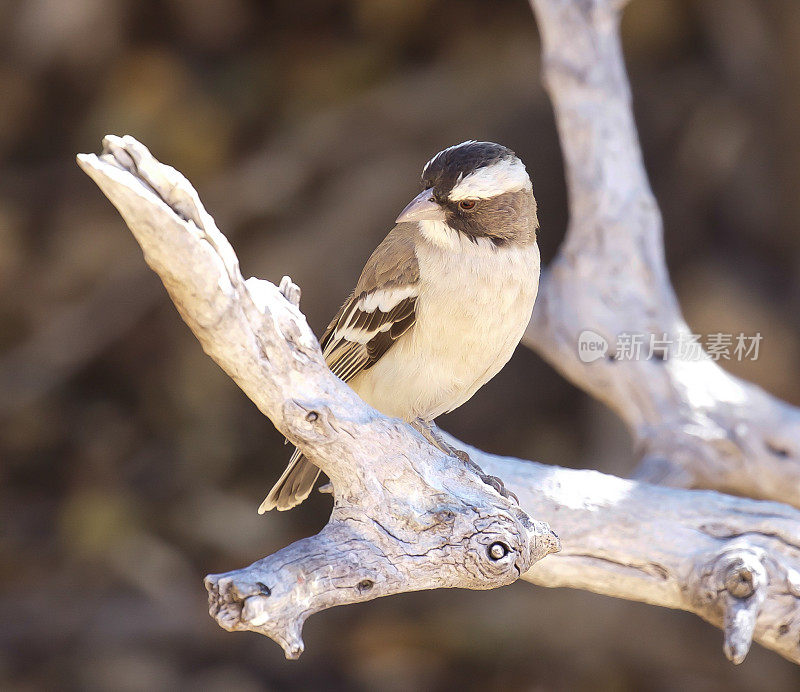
[448,158,530,201]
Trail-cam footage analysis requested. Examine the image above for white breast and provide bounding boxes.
[351,222,540,421]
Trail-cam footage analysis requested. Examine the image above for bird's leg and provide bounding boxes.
[411,419,519,504]
[411,417,462,457]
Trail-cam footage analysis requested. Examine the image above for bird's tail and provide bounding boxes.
[258,448,321,513]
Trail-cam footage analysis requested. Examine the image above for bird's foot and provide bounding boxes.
[477,472,519,504]
[412,419,519,505]
[451,448,472,464]
[453,448,519,504]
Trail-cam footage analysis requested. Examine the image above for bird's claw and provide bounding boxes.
[411,420,519,505]
[452,448,471,464]
[448,447,520,505]
[478,473,520,504]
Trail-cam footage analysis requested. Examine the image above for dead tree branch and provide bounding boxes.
[78,136,800,665]
[76,136,559,660]
[525,0,800,507]
[474,447,800,666]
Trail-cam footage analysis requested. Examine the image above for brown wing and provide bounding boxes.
[259,295,413,513]
[260,225,421,513]
[321,291,417,382]
[320,223,420,383]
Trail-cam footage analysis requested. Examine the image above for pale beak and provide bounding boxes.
[395,188,446,224]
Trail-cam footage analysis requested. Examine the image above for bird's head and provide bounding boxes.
[396,141,538,247]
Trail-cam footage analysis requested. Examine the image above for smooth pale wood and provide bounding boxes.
[474,446,800,665]
[525,0,800,508]
[76,136,559,660]
[78,135,800,665]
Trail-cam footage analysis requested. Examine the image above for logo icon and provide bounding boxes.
[577,330,608,363]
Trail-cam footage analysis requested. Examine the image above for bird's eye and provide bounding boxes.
[459,199,476,211]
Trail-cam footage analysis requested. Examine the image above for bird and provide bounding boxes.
[260,140,540,512]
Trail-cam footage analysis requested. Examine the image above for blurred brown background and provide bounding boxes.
[2,0,800,690]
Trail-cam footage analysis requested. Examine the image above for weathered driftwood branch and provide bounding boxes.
[526,0,800,508]
[473,447,800,665]
[76,136,559,659]
[78,136,800,665]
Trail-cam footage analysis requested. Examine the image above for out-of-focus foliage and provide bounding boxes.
[1,0,800,689]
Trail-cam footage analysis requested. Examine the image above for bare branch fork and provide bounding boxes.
[526,0,800,508]
[79,136,800,665]
[76,136,560,659]
[74,0,800,667]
